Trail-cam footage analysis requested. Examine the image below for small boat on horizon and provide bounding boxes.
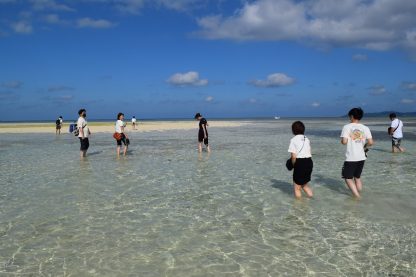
[274,116,280,120]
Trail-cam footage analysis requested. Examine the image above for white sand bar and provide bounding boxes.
[0,120,249,133]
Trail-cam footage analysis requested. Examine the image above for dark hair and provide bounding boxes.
[117,112,124,120]
[194,113,202,119]
[78,109,86,115]
[292,121,305,135]
[348,107,364,120]
[389,112,397,119]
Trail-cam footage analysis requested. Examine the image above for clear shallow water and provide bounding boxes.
[1,119,415,276]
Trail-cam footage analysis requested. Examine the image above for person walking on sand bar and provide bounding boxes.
[115,113,129,157]
[288,121,313,199]
[77,109,91,158]
[55,116,62,135]
[195,113,210,153]
[388,113,404,153]
[340,107,373,199]
[131,116,137,130]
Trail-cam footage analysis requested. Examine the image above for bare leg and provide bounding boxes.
[116,146,121,157]
[293,184,302,199]
[198,142,202,152]
[345,178,360,198]
[302,184,313,198]
[355,178,363,192]
[206,144,211,153]
[123,146,128,156]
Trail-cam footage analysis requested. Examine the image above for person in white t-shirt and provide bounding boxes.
[115,112,129,157]
[77,109,91,158]
[388,113,404,153]
[131,116,137,130]
[288,121,313,199]
[340,108,374,198]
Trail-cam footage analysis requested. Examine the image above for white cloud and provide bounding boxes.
[30,0,75,12]
[48,85,74,92]
[368,85,387,96]
[115,0,145,14]
[167,71,208,86]
[205,96,214,102]
[197,0,416,54]
[250,73,294,88]
[2,80,23,89]
[113,0,199,14]
[77,18,116,29]
[401,98,414,104]
[311,102,320,107]
[401,82,416,90]
[11,21,33,34]
[352,54,368,61]
[43,14,67,24]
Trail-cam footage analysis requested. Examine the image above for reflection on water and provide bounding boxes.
[0,119,415,276]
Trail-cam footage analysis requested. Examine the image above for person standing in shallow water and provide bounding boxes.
[288,121,313,199]
[77,109,91,158]
[115,112,129,157]
[131,116,137,130]
[195,113,210,153]
[340,107,373,199]
[55,116,62,135]
[388,113,405,153]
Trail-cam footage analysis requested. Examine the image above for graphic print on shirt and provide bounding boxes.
[350,129,365,143]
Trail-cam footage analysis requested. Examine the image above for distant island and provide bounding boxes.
[344,111,416,117]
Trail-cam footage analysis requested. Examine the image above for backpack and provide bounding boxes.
[56,119,61,125]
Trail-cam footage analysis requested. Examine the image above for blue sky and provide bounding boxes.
[1,0,416,120]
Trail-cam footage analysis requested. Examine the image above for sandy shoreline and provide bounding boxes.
[0,121,249,134]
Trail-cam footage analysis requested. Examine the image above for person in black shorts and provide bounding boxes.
[195,113,210,153]
[55,117,62,135]
[340,108,374,198]
[288,121,313,199]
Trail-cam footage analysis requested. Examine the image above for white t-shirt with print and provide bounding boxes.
[115,120,125,133]
[340,123,372,161]
[390,118,403,139]
[77,117,89,138]
[288,135,312,158]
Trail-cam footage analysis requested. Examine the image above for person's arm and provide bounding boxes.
[291,152,297,165]
[79,125,84,138]
[203,125,207,138]
[340,126,348,144]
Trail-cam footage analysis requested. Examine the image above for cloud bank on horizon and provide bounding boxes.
[0,0,415,120]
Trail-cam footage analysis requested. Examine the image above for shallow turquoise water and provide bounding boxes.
[1,119,415,276]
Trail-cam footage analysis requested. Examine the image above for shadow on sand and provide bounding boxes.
[270,179,293,196]
[87,151,102,156]
[314,174,350,195]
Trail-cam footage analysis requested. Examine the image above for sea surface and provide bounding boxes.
[1,119,415,276]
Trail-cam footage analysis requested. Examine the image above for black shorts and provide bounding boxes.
[342,160,365,179]
[79,138,89,151]
[116,133,127,146]
[392,137,402,147]
[293,158,313,186]
[198,130,208,145]
[56,125,61,130]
